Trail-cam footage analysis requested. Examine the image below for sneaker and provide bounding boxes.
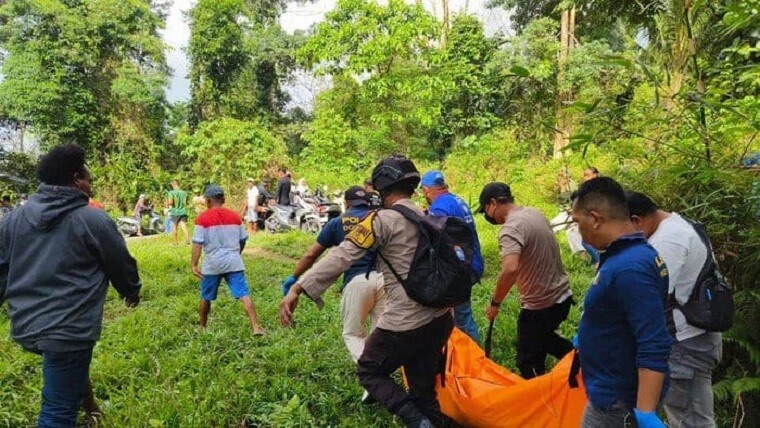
[361,389,376,405]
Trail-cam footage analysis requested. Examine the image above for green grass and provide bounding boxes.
[0,219,595,427]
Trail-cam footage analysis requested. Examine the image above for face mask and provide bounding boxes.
[484,213,498,225]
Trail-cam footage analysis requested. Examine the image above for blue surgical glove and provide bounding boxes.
[633,409,665,428]
[571,334,579,350]
[282,275,298,296]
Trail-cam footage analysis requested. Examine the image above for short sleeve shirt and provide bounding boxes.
[192,207,248,275]
[316,206,375,285]
[167,190,188,217]
[498,206,570,310]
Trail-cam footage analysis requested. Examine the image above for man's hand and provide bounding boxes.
[192,265,202,279]
[124,294,140,308]
[279,287,301,327]
[486,303,500,322]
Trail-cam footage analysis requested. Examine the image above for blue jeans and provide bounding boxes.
[454,301,481,344]
[39,348,93,428]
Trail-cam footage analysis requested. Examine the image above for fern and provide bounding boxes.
[724,336,760,367]
[713,378,760,403]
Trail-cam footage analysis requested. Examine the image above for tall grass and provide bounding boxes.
[1,215,594,426]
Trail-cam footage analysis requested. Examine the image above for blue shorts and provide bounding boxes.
[200,271,250,301]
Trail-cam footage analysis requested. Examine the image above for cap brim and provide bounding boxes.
[475,204,485,213]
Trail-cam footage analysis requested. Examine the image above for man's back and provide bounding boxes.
[498,206,569,310]
[429,192,484,277]
[276,178,292,206]
[0,185,141,352]
[168,188,188,216]
[649,213,708,341]
[193,207,247,275]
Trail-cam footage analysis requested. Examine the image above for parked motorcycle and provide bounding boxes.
[264,198,321,234]
[116,207,164,237]
[306,190,342,229]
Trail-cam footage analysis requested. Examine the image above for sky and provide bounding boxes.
[162,0,512,104]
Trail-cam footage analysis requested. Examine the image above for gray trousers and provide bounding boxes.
[664,332,722,428]
[581,401,636,428]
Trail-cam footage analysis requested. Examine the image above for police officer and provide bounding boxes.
[280,186,387,401]
[280,156,454,428]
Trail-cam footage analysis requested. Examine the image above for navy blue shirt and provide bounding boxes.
[578,232,672,410]
[317,206,375,286]
[428,192,485,277]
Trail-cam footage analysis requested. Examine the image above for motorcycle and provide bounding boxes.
[307,189,342,229]
[264,197,321,234]
[116,207,164,237]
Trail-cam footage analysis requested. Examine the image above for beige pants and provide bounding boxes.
[340,271,387,362]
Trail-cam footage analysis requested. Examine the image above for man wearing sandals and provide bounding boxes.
[191,185,265,336]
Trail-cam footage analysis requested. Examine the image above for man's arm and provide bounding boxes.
[650,240,688,302]
[617,268,672,411]
[293,243,327,277]
[191,223,206,277]
[487,253,520,321]
[191,244,203,278]
[92,216,142,300]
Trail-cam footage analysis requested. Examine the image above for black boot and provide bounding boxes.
[395,402,435,428]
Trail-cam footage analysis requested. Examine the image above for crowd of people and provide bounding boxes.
[0,143,729,428]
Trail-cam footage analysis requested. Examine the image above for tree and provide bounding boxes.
[0,0,169,156]
[187,0,301,127]
[298,0,443,158]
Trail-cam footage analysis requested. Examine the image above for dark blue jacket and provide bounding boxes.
[578,233,671,409]
[0,185,142,353]
[429,192,484,277]
[317,205,375,286]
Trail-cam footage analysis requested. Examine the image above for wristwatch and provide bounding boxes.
[490,299,502,308]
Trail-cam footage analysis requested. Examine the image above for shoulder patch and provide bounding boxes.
[346,211,377,249]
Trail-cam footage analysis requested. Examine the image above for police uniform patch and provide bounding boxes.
[655,255,669,278]
[346,212,376,249]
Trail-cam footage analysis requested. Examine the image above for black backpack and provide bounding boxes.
[377,204,479,308]
[668,219,734,332]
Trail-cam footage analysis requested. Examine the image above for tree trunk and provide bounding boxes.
[441,0,450,48]
[553,8,573,159]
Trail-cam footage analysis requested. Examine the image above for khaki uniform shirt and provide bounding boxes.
[499,206,571,310]
[299,199,449,332]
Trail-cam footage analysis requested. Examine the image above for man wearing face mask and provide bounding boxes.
[477,182,574,379]
[0,144,142,427]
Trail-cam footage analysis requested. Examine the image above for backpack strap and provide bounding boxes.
[682,218,720,302]
[388,204,431,241]
[377,251,405,286]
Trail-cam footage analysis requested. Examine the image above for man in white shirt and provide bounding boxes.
[627,191,722,428]
[244,178,260,233]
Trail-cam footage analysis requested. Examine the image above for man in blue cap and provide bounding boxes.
[420,170,484,343]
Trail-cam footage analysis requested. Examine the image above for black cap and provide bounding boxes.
[345,185,370,206]
[477,182,513,213]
